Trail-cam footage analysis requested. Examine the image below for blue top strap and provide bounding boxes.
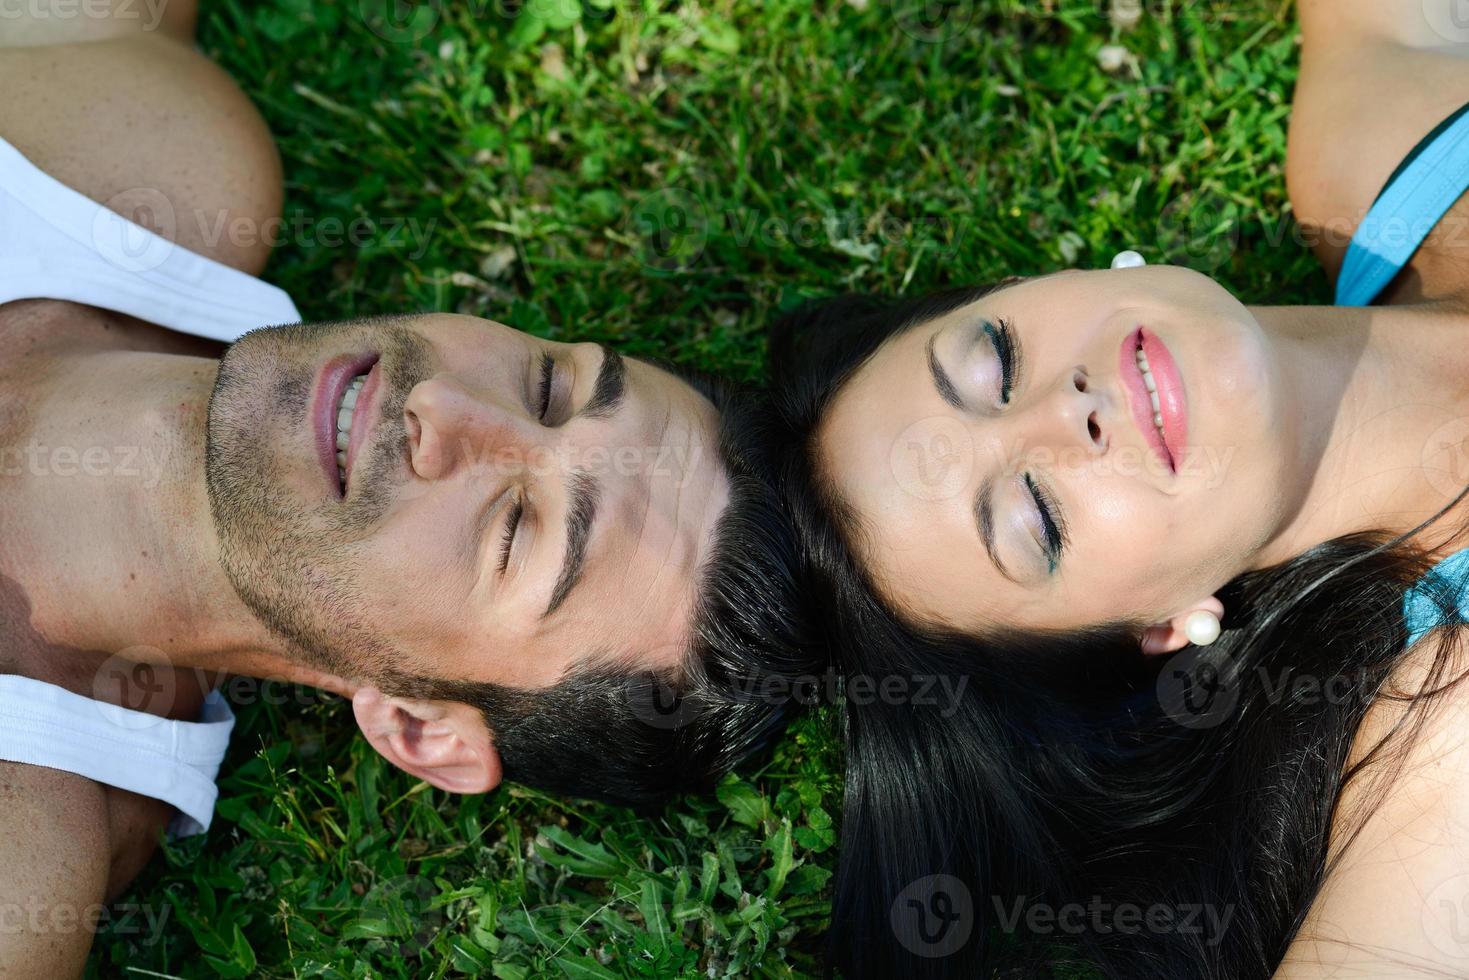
[1336,104,1469,640]
[1404,548,1469,647]
[1335,102,1469,306]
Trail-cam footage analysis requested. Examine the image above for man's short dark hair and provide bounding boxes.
[386,380,816,808]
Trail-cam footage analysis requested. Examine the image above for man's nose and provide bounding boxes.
[403,374,550,481]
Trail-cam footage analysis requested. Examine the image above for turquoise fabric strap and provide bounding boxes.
[1335,104,1469,306]
[1403,548,1469,647]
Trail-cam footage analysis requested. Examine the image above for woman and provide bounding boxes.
[770,3,1469,978]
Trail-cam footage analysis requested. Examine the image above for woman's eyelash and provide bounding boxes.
[536,353,555,421]
[1024,473,1068,572]
[497,497,524,574]
[985,317,1021,404]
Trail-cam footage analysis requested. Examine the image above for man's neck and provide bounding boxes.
[0,310,349,696]
[1252,298,1469,569]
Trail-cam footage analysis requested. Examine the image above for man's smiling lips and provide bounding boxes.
[313,352,379,497]
[344,360,385,493]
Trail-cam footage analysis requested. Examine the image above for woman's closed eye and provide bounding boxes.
[938,317,1026,411]
[983,317,1022,406]
[1023,472,1068,574]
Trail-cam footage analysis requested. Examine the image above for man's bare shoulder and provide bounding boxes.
[0,34,281,277]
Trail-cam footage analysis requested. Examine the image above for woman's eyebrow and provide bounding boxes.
[925,332,963,409]
[974,473,1023,586]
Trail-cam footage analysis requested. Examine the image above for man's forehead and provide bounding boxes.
[534,355,730,669]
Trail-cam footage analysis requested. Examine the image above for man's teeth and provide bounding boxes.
[335,374,367,486]
[1135,345,1166,438]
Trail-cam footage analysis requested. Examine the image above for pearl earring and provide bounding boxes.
[1110,249,1147,269]
[1184,610,1221,646]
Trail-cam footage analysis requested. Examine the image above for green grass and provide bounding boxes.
[90,0,1315,976]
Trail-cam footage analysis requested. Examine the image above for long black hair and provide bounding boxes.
[766,287,1469,979]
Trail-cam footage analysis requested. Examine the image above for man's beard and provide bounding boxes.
[203,317,431,680]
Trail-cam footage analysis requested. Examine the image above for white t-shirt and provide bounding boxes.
[0,134,303,835]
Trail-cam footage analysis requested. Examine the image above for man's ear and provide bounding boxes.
[1138,595,1226,656]
[351,687,502,794]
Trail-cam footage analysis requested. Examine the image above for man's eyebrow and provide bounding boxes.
[581,345,627,419]
[545,468,601,618]
[926,332,963,410]
[974,473,1022,586]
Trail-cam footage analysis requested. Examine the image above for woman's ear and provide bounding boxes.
[1139,595,1226,656]
[351,687,502,794]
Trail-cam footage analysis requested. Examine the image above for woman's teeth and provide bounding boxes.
[335,374,367,487]
[1135,344,1166,441]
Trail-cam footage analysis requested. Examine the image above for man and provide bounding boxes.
[0,5,809,975]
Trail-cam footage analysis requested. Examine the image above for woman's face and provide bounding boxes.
[816,265,1294,636]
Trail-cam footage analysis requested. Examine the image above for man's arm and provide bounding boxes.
[0,7,288,977]
[0,11,282,277]
[0,0,197,47]
[0,764,111,980]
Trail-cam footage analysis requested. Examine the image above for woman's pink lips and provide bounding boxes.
[312,352,378,498]
[1140,326,1188,466]
[343,359,384,495]
[1118,326,1187,474]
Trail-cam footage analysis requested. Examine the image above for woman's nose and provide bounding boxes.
[1023,368,1108,458]
[403,374,547,481]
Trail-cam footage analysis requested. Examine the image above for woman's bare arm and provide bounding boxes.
[1288,0,1469,300]
[1274,629,1469,977]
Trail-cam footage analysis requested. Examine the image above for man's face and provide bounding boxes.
[204,314,730,690]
